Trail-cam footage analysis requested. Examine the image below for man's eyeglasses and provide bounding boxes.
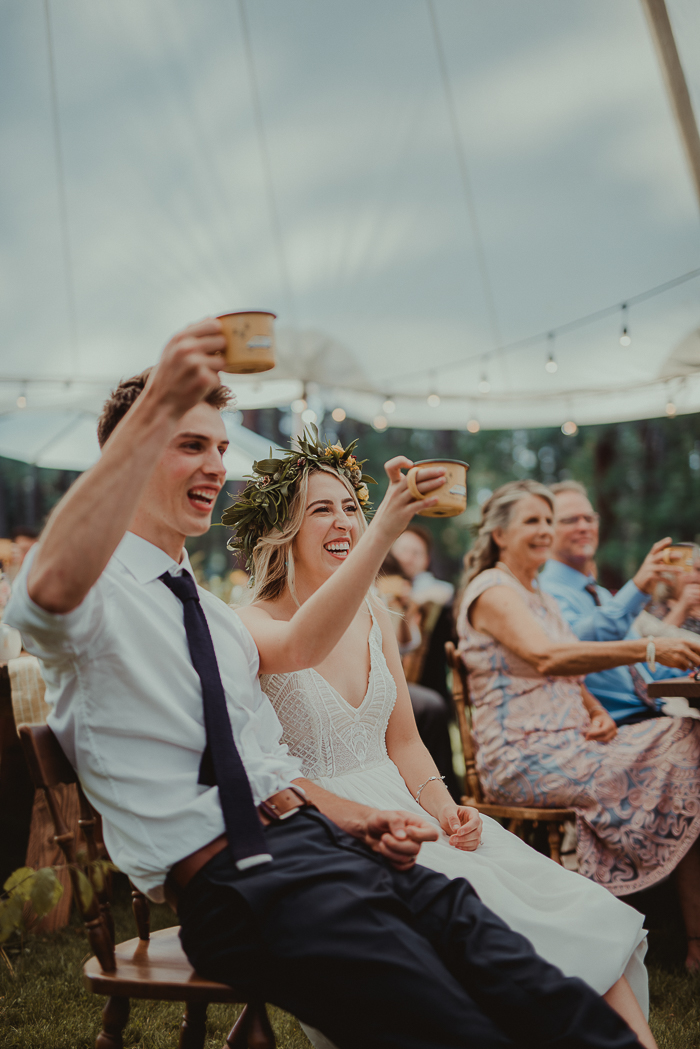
[556,514,600,526]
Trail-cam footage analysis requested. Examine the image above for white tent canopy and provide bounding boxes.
[0,405,273,479]
[1,1,699,433]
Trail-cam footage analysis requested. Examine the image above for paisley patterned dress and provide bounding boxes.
[457,568,700,896]
[261,601,649,1019]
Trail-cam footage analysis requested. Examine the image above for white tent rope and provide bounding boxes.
[237,0,297,326]
[43,0,79,373]
[426,0,502,352]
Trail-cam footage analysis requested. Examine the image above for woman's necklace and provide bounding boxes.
[496,561,546,607]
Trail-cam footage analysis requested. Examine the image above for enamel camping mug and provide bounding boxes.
[406,459,469,518]
[217,311,276,374]
[662,542,700,573]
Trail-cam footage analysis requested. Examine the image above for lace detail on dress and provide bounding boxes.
[261,602,397,779]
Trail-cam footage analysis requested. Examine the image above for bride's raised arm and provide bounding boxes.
[236,458,444,675]
[372,597,482,852]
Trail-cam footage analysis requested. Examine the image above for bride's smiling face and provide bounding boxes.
[293,471,361,583]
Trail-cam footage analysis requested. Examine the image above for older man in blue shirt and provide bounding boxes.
[539,480,684,725]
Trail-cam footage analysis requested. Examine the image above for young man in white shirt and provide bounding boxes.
[6,319,644,1049]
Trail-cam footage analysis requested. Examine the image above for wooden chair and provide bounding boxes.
[18,723,276,1049]
[444,643,575,864]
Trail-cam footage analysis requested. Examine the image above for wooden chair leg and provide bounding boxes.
[180,1002,208,1049]
[507,818,524,839]
[131,884,151,941]
[225,1002,276,1049]
[95,996,130,1049]
[547,821,563,865]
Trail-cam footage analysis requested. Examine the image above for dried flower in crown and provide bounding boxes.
[221,425,376,573]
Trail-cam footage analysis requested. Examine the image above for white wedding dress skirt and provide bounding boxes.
[313,756,648,1010]
[261,603,648,1047]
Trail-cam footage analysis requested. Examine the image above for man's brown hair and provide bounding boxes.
[97,369,233,448]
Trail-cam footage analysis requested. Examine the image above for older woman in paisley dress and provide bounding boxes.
[225,439,663,1049]
[457,480,700,972]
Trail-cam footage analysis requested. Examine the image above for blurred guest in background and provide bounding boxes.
[11,526,39,569]
[391,524,454,703]
[377,552,459,799]
[457,480,700,968]
[647,571,700,635]
[540,481,685,726]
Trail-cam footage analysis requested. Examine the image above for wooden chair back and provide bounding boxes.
[402,600,442,684]
[445,641,483,804]
[18,724,275,1048]
[18,723,123,971]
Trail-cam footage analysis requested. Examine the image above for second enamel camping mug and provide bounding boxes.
[406,459,469,518]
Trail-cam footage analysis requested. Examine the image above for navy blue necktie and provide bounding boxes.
[160,570,271,870]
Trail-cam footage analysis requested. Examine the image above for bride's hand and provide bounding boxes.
[439,804,482,851]
[361,809,438,870]
[370,457,445,541]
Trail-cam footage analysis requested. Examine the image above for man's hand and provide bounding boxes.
[584,707,617,743]
[143,318,226,423]
[438,804,482,851]
[633,537,676,594]
[655,636,700,669]
[360,809,438,870]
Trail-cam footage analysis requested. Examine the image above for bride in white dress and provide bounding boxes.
[227,440,655,1049]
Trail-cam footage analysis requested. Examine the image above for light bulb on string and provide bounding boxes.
[619,303,631,347]
[16,394,27,409]
[666,401,677,418]
[427,393,440,407]
[477,373,490,394]
[382,398,396,414]
[545,333,558,373]
[331,407,346,422]
[301,408,317,425]
[466,418,480,433]
[561,420,578,436]
[373,415,388,431]
[291,397,307,414]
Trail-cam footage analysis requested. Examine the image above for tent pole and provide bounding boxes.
[639,0,700,211]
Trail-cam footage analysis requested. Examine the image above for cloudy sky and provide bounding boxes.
[1,0,699,426]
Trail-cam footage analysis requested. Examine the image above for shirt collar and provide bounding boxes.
[540,558,593,591]
[113,531,194,585]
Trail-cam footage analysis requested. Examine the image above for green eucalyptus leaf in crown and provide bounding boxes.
[221,424,376,571]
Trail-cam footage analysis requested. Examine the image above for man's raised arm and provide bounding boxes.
[28,319,225,613]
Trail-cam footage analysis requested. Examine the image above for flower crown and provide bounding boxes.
[221,425,376,571]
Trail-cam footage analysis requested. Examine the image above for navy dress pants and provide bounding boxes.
[178,809,641,1049]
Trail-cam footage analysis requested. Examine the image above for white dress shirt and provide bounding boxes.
[5,532,302,900]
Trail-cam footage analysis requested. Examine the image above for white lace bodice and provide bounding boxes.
[261,602,397,779]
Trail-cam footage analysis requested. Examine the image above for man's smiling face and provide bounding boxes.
[132,402,229,556]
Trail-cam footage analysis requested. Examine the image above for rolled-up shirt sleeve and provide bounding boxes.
[4,547,106,665]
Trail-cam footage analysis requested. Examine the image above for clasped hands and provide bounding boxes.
[359,805,482,870]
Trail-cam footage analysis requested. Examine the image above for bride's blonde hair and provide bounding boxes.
[462,479,554,586]
[250,464,368,604]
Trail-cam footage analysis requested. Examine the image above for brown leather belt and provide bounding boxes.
[164,786,309,911]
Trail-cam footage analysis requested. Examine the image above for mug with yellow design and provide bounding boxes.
[406,459,469,518]
[217,310,276,373]
[662,542,700,573]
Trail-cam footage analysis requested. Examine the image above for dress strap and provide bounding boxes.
[365,596,383,645]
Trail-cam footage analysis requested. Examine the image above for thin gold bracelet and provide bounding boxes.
[415,775,446,805]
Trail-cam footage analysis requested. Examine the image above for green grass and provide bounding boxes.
[0,879,311,1049]
[1,878,698,1048]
